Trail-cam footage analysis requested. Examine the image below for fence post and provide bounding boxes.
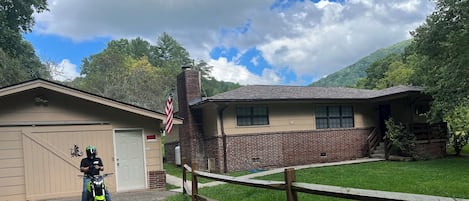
[182,158,187,195]
[192,162,198,201]
[285,168,298,201]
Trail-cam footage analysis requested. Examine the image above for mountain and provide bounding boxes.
[309,39,411,87]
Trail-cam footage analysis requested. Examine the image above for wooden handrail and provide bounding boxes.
[367,127,380,157]
[182,163,469,201]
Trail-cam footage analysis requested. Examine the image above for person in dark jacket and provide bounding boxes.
[80,145,112,201]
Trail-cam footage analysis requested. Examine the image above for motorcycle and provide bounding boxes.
[80,173,113,201]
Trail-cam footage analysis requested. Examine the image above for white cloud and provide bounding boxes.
[33,0,434,85]
[209,58,280,85]
[49,59,80,81]
[253,0,434,78]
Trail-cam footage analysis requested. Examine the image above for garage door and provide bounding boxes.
[21,125,115,201]
[0,127,25,201]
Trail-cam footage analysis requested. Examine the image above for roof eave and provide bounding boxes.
[0,79,183,124]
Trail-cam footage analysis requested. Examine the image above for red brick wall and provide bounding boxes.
[222,128,371,172]
[148,170,166,189]
[415,141,446,159]
[177,69,207,168]
[205,137,224,172]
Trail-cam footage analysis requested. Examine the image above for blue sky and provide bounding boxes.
[25,0,434,85]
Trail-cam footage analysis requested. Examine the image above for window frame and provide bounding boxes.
[315,106,354,129]
[236,105,270,126]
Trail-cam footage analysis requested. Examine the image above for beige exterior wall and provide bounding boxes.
[23,125,114,200]
[0,88,165,200]
[0,128,25,201]
[202,105,219,138]
[213,102,377,136]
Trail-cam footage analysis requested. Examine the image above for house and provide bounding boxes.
[165,68,447,173]
[0,79,182,201]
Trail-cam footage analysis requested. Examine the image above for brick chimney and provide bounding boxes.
[177,66,206,168]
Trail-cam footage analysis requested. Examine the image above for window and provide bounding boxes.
[315,106,354,129]
[236,106,269,126]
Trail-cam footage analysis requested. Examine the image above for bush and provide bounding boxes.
[444,97,469,156]
[385,118,417,157]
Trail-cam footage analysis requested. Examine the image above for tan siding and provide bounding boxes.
[0,128,25,201]
[22,125,116,201]
[0,131,21,141]
[0,140,22,150]
[0,87,164,199]
[202,105,218,137]
[353,104,377,128]
[223,103,315,135]
[0,149,22,159]
[0,185,25,196]
[0,158,23,169]
[145,140,162,171]
[0,176,24,187]
[221,103,379,136]
[0,167,24,177]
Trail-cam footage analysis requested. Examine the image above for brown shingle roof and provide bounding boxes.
[191,85,423,105]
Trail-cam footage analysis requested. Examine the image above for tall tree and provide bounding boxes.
[74,35,191,112]
[73,34,240,112]
[150,32,192,69]
[410,0,469,121]
[0,0,50,86]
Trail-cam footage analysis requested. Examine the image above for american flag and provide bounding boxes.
[164,95,174,134]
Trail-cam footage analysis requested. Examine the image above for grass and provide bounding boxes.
[164,162,251,184]
[447,143,469,156]
[165,156,469,201]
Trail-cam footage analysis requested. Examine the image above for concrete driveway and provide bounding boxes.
[41,190,179,201]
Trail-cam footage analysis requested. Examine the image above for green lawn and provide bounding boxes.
[165,156,469,201]
[164,163,251,184]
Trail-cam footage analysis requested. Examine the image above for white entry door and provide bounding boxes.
[115,129,145,191]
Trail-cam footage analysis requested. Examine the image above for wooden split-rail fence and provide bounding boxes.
[182,163,469,201]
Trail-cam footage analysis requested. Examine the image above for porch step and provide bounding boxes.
[370,143,386,159]
[371,153,385,158]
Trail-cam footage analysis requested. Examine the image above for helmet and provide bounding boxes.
[85,145,97,159]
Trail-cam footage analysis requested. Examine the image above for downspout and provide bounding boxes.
[218,105,229,173]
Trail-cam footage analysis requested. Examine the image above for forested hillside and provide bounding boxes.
[309,40,411,87]
[355,0,469,155]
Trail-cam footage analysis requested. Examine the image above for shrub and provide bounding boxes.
[444,97,469,156]
[385,118,417,157]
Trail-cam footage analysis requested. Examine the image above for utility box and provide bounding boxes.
[175,145,181,166]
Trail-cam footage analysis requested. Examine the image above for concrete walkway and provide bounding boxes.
[168,157,384,192]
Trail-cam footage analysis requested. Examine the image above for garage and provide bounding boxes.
[0,79,182,201]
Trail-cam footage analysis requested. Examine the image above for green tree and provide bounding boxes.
[410,0,469,121]
[73,34,240,112]
[375,60,414,89]
[74,35,191,111]
[0,0,51,86]
[0,0,48,56]
[79,48,130,99]
[356,54,402,89]
[444,97,469,156]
